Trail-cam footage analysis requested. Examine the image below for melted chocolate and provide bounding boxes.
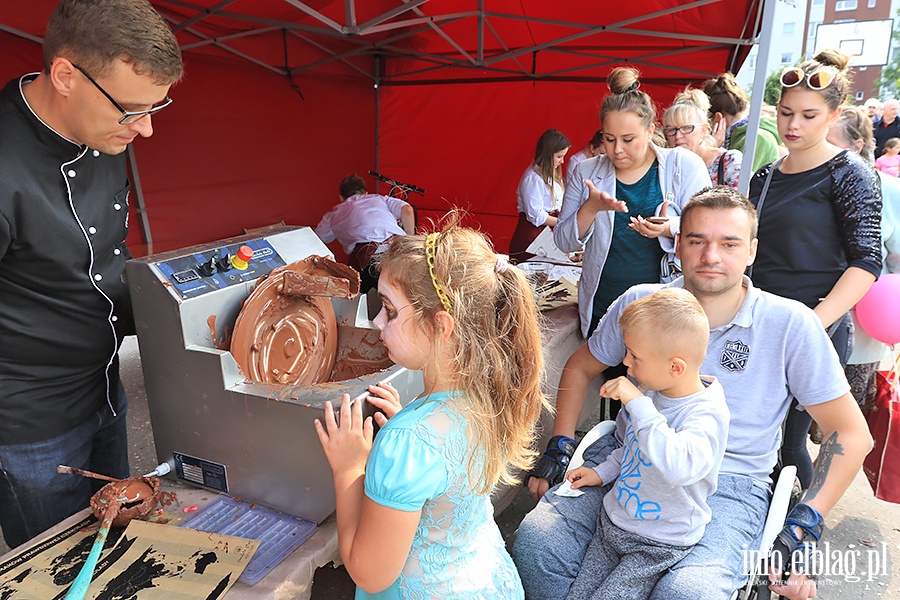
[90,477,161,528]
[230,256,360,386]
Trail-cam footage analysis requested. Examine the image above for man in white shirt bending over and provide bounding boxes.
[315,173,415,292]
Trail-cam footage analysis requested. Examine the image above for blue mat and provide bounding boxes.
[179,494,317,584]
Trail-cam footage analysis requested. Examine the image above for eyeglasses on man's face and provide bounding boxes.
[72,63,172,125]
[662,123,704,138]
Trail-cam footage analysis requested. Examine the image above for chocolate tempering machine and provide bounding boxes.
[126,225,423,523]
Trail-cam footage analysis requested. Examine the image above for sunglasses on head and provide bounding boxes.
[780,66,836,91]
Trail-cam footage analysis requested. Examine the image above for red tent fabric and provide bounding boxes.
[0,1,762,256]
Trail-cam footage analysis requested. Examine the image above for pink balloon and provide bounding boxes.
[855,273,900,345]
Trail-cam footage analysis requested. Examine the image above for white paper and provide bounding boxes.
[525,226,570,262]
[552,480,584,497]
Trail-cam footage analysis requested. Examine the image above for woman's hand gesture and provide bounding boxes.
[583,179,628,213]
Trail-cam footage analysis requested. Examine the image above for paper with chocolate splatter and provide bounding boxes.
[0,519,257,599]
[0,515,117,599]
[535,278,579,311]
[84,520,257,599]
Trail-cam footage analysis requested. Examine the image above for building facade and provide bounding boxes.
[737,0,899,103]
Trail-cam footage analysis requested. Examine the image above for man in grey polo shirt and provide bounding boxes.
[513,187,872,600]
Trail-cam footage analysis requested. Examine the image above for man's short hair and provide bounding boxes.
[619,287,710,367]
[44,0,183,85]
[339,174,368,199]
[681,185,758,239]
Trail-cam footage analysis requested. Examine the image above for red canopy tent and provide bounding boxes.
[0,1,763,256]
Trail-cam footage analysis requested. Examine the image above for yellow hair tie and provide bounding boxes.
[425,233,453,313]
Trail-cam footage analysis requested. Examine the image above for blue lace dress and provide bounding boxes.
[357,391,523,599]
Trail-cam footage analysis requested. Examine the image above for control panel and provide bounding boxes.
[155,238,287,299]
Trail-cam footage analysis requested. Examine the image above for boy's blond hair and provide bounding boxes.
[618,288,709,367]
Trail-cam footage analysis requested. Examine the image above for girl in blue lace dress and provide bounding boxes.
[315,217,548,599]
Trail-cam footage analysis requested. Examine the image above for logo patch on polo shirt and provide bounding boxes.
[721,340,749,372]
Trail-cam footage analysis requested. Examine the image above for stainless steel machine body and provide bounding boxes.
[126,226,423,523]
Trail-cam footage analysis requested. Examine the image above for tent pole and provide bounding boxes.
[374,54,381,192]
[126,145,153,248]
[739,0,777,196]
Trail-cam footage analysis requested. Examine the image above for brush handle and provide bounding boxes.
[57,465,120,483]
[64,511,114,599]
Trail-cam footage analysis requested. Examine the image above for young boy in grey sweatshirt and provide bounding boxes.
[565,287,730,599]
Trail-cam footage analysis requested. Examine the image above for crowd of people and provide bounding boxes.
[1,1,895,600]
[316,51,890,600]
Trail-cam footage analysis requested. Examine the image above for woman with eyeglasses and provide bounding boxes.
[509,129,570,263]
[554,67,711,337]
[826,106,900,416]
[662,88,743,188]
[748,49,882,490]
[703,72,783,172]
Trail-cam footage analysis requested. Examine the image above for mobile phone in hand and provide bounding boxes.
[646,216,669,224]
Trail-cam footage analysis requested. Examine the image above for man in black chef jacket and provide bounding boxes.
[0,0,183,548]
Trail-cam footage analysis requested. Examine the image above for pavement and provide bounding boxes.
[2,336,898,599]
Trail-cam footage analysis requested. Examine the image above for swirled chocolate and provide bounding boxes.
[230,257,360,386]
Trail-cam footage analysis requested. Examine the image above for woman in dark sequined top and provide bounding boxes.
[748,49,882,491]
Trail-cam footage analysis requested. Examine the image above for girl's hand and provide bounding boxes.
[600,376,643,405]
[315,394,373,474]
[366,381,403,427]
[583,179,628,213]
[567,466,603,489]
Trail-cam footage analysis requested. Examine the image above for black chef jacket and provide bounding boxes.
[0,74,136,444]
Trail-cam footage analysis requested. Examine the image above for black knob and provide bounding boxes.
[197,254,218,276]
[216,252,232,272]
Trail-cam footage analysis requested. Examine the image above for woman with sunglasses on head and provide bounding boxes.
[509,129,570,263]
[554,67,711,338]
[748,49,882,491]
[662,87,743,188]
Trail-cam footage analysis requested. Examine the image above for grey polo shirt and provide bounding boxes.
[588,276,849,483]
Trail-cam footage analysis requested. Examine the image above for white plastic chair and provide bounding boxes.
[568,421,617,471]
[553,420,617,497]
[732,465,798,600]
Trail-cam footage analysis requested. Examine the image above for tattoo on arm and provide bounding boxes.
[804,431,844,502]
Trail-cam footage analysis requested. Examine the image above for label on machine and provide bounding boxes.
[173,451,229,493]
[155,239,287,299]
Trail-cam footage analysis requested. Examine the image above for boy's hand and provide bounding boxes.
[567,466,603,489]
[599,376,643,405]
[366,381,403,427]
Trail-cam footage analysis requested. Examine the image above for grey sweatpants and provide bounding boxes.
[566,507,692,600]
